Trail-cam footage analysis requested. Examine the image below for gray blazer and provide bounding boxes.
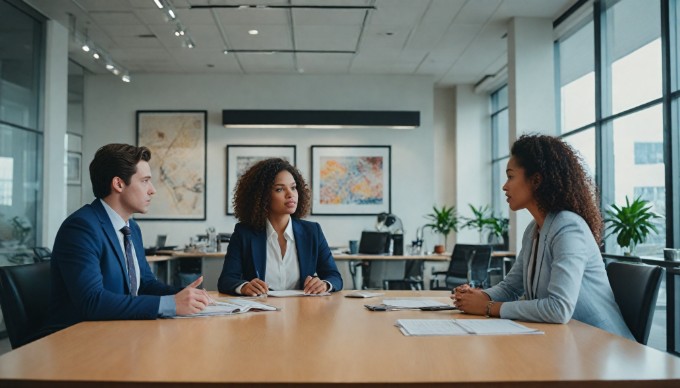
[484,211,634,340]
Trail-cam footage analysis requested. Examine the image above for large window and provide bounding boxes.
[0,0,44,256]
[605,0,662,115]
[558,20,595,132]
[490,85,509,221]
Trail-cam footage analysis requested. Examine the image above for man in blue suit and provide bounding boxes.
[47,144,210,329]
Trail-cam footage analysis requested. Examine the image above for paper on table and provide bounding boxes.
[345,291,385,298]
[267,290,331,297]
[172,298,278,318]
[395,319,544,336]
[381,298,450,309]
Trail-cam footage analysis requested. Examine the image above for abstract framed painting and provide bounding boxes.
[136,110,207,220]
[226,145,297,215]
[310,145,391,215]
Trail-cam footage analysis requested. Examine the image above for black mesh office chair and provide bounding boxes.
[431,244,493,290]
[606,261,663,345]
[0,261,54,349]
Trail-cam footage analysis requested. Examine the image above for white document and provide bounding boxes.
[381,298,450,309]
[173,298,278,318]
[267,290,331,297]
[345,291,385,298]
[396,319,543,336]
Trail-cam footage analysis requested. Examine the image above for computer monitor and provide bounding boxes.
[155,234,167,249]
[358,231,390,254]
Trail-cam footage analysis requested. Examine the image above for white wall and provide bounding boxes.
[83,74,449,251]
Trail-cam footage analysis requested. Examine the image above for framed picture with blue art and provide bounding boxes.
[226,145,297,215]
[136,110,207,220]
[310,145,391,215]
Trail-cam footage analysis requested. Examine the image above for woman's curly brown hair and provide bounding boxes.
[511,134,603,243]
[233,158,311,230]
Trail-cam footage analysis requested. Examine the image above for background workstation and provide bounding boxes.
[2,0,680,360]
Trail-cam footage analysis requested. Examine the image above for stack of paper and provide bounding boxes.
[267,290,331,297]
[396,319,544,336]
[174,299,278,318]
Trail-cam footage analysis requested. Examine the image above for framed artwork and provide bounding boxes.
[136,110,207,220]
[311,145,391,215]
[66,152,82,185]
[226,145,297,215]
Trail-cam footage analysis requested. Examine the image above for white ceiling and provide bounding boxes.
[25,0,577,86]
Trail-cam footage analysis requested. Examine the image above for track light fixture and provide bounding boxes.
[155,0,196,48]
[72,28,130,83]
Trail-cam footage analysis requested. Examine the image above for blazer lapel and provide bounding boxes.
[532,212,555,298]
[292,219,311,281]
[251,229,267,280]
[92,200,128,276]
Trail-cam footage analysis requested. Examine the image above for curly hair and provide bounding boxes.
[232,158,311,230]
[511,134,603,243]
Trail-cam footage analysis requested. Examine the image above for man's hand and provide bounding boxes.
[175,276,211,316]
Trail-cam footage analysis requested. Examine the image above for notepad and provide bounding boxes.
[382,298,450,309]
[267,290,331,297]
[395,319,544,336]
[172,299,278,318]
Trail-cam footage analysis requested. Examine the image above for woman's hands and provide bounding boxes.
[303,276,329,294]
[450,284,492,316]
[240,278,269,296]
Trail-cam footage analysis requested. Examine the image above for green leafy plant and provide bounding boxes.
[462,204,493,233]
[424,205,459,250]
[604,196,662,255]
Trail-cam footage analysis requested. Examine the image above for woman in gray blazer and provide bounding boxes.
[453,134,634,340]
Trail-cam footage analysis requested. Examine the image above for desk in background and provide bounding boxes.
[334,253,449,289]
[0,290,678,386]
[334,252,515,290]
[147,250,225,290]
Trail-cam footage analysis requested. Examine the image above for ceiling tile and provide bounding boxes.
[294,25,360,52]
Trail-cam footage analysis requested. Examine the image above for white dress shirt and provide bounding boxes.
[264,218,300,290]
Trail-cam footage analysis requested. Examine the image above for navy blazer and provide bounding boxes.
[47,199,180,329]
[218,219,343,295]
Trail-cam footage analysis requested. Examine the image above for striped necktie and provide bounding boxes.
[120,226,138,296]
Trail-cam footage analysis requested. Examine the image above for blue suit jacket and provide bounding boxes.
[47,200,180,329]
[485,211,634,340]
[218,219,343,295]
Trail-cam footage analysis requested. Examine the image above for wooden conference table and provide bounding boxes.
[1,291,679,387]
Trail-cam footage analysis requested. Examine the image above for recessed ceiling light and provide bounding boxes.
[248,29,259,35]
[82,44,90,52]
[223,49,229,54]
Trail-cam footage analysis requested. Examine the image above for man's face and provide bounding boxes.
[119,160,156,215]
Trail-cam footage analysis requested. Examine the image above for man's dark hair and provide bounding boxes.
[89,144,151,199]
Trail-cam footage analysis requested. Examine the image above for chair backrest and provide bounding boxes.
[32,246,52,262]
[0,261,52,349]
[446,244,493,288]
[606,261,663,345]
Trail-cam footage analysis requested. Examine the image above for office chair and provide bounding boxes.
[430,244,493,290]
[32,246,52,262]
[381,260,424,290]
[606,261,663,345]
[0,261,54,349]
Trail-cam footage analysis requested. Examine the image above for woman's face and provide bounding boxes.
[502,156,537,212]
[269,170,298,217]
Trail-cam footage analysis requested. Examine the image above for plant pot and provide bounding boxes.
[434,245,446,254]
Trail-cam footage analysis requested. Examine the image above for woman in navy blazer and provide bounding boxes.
[218,158,342,296]
[453,134,633,340]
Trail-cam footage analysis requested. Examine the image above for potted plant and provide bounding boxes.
[486,215,510,251]
[462,204,494,243]
[604,196,662,256]
[424,205,459,254]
